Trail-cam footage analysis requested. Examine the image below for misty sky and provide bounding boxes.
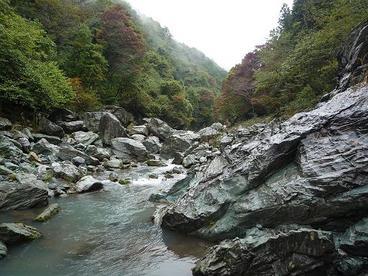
[125,0,294,70]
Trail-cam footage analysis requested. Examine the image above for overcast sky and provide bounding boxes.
[125,0,294,70]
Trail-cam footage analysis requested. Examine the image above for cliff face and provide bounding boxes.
[158,22,368,275]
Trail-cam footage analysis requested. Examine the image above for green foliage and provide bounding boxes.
[0,1,74,110]
[217,0,368,124]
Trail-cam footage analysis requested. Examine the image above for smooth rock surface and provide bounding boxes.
[34,203,60,222]
[0,223,41,244]
[75,176,103,193]
[111,138,147,161]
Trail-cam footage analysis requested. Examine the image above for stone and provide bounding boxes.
[33,133,62,145]
[129,125,149,136]
[0,135,25,160]
[111,137,148,161]
[38,117,64,138]
[0,117,12,131]
[75,176,103,193]
[0,241,7,259]
[143,136,161,154]
[198,124,222,141]
[71,131,99,146]
[131,134,145,142]
[99,112,127,145]
[104,159,122,169]
[83,111,107,132]
[32,138,59,156]
[161,130,199,158]
[146,159,165,167]
[143,118,174,141]
[193,228,336,276]
[58,120,86,134]
[108,172,119,182]
[34,203,60,222]
[57,145,99,166]
[52,162,82,182]
[0,223,41,244]
[182,154,196,168]
[49,108,77,122]
[18,137,31,153]
[103,106,134,127]
[0,175,48,210]
[28,151,42,163]
[85,145,111,161]
[72,156,85,166]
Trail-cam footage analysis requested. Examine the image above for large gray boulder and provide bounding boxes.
[58,120,86,134]
[104,106,134,127]
[38,117,64,138]
[99,113,127,145]
[143,136,162,154]
[0,223,41,244]
[0,135,25,160]
[111,137,148,161]
[193,228,337,276]
[33,133,62,145]
[75,176,103,193]
[0,117,12,131]
[83,111,107,132]
[57,145,99,166]
[32,138,59,156]
[51,161,83,182]
[85,145,111,161]
[0,176,48,210]
[128,125,149,136]
[143,118,174,141]
[71,131,99,146]
[161,130,199,158]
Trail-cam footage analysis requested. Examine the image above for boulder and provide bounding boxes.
[38,117,64,138]
[52,161,82,182]
[83,111,107,132]
[99,112,127,145]
[129,125,149,136]
[0,175,48,210]
[111,138,148,161]
[58,120,86,134]
[0,135,25,160]
[75,176,103,193]
[143,118,174,141]
[0,117,12,131]
[48,108,77,122]
[198,123,224,141]
[104,159,122,169]
[33,133,62,145]
[131,134,145,142]
[34,203,60,222]
[143,136,161,154]
[71,131,99,146]
[146,159,165,167]
[0,223,41,244]
[161,130,199,158]
[57,145,99,166]
[85,145,111,161]
[103,106,134,127]
[193,228,337,276]
[32,138,59,156]
[18,137,31,153]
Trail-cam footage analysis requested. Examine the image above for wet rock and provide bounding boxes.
[75,176,103,193]
[52,161,82,182]
[71,131,99,146]
[99,112,127,145]
[193,228,336,276]
[34,203,60,222]
[160,84,368,240]
[111,137,147,161]
[143,118,174,141]
[38,117,64,138]
[0,223,41,244]
[0,117,12,131]
[57,145,99,166]
[0,175,48,210]
[146,159,165,167]
[0,241,7,259]
[143,136,161,154]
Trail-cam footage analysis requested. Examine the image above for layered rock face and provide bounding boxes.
[158,23,368,275]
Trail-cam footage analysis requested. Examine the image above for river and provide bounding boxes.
[0,164,209,276]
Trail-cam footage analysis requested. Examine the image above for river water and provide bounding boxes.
[0,164,209,276]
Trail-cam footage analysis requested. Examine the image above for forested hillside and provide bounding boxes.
[0,0,226,129]
[215,0,368,124]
